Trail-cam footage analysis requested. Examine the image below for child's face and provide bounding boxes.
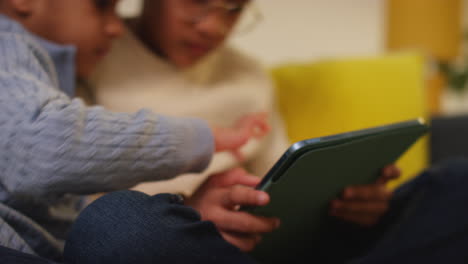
[141,0,248,68]
[26,0,123,78]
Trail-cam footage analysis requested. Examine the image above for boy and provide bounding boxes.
[0,0,278,262]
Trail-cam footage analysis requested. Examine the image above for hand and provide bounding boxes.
[329,164,401,227]
[212,112,270,161]
[186,168,280,252]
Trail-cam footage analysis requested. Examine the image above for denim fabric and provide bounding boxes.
[4,159,468,263]
[351,158,468,264]
[0,245,57,264]
[64,191,256,264]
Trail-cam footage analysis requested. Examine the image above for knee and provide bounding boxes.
[434,157,468,171]
[427,157,468,186]
[64,190,204,264]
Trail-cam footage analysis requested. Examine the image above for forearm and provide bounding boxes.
[1,87,214,199]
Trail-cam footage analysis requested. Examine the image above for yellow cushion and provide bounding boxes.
[272,53,429,188]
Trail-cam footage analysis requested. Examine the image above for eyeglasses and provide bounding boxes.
[176,0,263,35]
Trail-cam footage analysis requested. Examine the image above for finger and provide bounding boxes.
[330,199,389,215]
[214,112,271,152]
[378,165,401,184]
[237,112,271,139]
[220,231,262,252]
[223,185,270,207]
[330,210,380,227]
[342,185,392,201]
[253,122,271,137]
[214,210,280,234]
[250,115,271,138]
[210,168,261,188]
[213,128,250,152]
[236,112,268,129]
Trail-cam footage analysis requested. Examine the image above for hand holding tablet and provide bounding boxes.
[246,118,429,263]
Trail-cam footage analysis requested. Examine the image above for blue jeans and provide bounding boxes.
[3,159,468,263]
[0,246,57,264]
[63,191,256,264]
[351,158,468,264]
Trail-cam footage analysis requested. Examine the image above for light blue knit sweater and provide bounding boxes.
[0,14,214,259]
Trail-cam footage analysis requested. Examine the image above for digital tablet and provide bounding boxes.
[246,118,429,263]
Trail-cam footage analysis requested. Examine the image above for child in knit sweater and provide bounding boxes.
[0,0,278,262]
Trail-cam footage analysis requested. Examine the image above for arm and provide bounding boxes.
[0,74,214,199]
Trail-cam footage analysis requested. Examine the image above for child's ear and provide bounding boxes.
[9,0,37,16]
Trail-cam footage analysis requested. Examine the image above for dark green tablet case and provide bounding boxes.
[248,119,429,263]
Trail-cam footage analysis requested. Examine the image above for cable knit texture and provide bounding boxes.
[0,14,214,258]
